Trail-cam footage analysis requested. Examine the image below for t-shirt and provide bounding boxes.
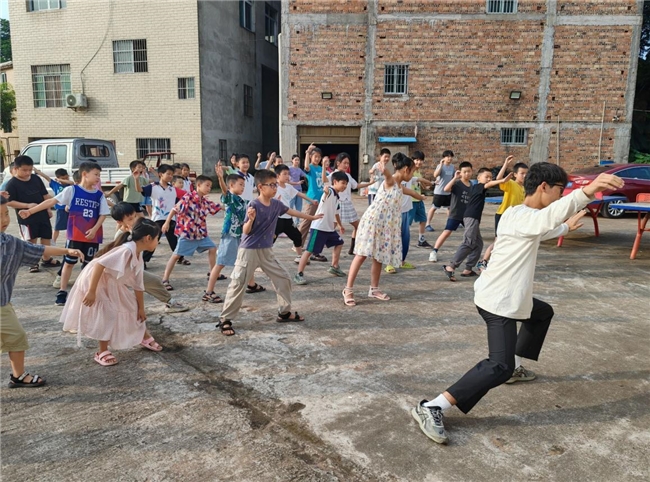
[496,180,526,215]
[5,175,49,226]
[55,185,110,243]
[221,192,247,238]
[49,180,67,210]
[141,182,178,222]
[305,165,324,200]
[1,232,46,306]
[401,178,415,214]
[121,174,146,203]
[240,171,255,202]
[449,181,471,221]
[411,170,423,200]
[327,171,357,202]
[239,198,288,249]
[289,167,305,192]
[174,191,221,240]
[275,183,299,219]
[463,183,488,222]
[182,178,192,192]
[311,187,340,232]
[368,162,385,195]
[434,163,455,196]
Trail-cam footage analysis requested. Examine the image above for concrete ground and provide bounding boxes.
[2,197,649,481]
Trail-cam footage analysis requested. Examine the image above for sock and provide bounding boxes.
[515,355,522,369]
[298,271,303,276]
[424,394,452,411]
[348,237,356,255]
[419,234,425,242]
[433,248,438,253]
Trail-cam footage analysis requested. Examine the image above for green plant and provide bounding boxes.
[630,149,650,164]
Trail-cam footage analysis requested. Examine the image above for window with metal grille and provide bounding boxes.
[500,128,527,145]
[178,77,195,99]
[265,3,278,45]
[486,0,517,14]
[27,0,66,12]
[219,140,228,161]
[136,138,171,159]
[244,85,253,117]
[113,40,148,74]
[384,64,408,95]
[31,64,71,108]
[240,0,255,32]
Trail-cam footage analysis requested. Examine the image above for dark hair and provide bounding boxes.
[291,154,299,161]
[97,218,160,258]
[459,161,473,170]
[310,148,322,157]
[72,170,81,183]
[392,152,414,171]
[524,162,568,196]
[442,150,454,158]
[514,162,529,173]
[158,163,174,175]
[172,175,184,184]
[129,160,141,170]
[226,173,244,185]
[180,163,190,170]
[173,163,182,170]
[79,161,101,174]
[412,150,425,161]
[110,201,136,222]
[0,195,7,205]
[195,175,213,185]
[266,151,274,160]
[379,148,391,156]
[254,169,277,186]
[331,170,349,183]
[238,154,250,162]
[55,168,68,177]
[274,164,290,174]
[14,155,34,168]
[334,152,350,167]
[477,167,491,175]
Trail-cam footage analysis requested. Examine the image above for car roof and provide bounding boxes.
[27,138,113,145]
[570,163,640,175]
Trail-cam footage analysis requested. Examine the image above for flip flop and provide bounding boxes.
[277,311,305,322]
[41,258,62,267]
[140,337,163,352]
[460,270,479,277]
[442,265,456,282]
[94,350,118,366]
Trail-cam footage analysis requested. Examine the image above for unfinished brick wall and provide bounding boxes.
[557,1,638,15]
[377,0,546,14]
[289,0,367,14]
[547,127,616,173]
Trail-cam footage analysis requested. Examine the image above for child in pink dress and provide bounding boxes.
[60,219,161,366]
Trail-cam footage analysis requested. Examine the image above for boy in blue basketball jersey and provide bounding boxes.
[20,162,110,306]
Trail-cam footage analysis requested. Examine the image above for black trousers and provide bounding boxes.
[447,298,554,414]
[274,218,303,248]
[143,220,178,262]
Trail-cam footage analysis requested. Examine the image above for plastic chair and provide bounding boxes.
[630,193,650,259]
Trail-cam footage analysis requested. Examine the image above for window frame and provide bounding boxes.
[500,127,528,146]
[264,3,279,46]
[384,64,409,96]
[219,140,228,161]
[31,64,72,108]
[135,138,171,160]
[112,39,148,74]
[240,0,255,32]
[617,167,650,180]
[177,77,196,100]
[486,0,518,14]
[1,72,7,84]
[45,144,68,165]
[27,0,66,12]
[243,84,254,117]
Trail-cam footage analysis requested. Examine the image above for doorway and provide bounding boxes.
[297,126,361,179]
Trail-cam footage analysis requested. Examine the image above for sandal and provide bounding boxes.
[216,320,235,336]
[342,287,356,307]
[442,265,456,282]
[310,254,328,262]
[460,270,478,277]
[177,257,191,266]
[384,265,397,274]
[277,311,305,322]
[246,283,266,294]
[202,291,223,303]
[162,280,174,291]
[140,336,163,352]
[8,372,46,388]
[29,264,40,273]
[368,287,390,301]
[206,273,226,280]
[41,258,61,267]
[94,350,118,366]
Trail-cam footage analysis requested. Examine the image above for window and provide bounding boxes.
[501,128,527,145]
[80,144,110,158]
[265,3,278,45]
[22,145,42,165]
[113,40,148,74]
[240,0,255,31]
[27,0,66,12]
[178,77,195,99]
[486,0,517,14]
[219,140,228,161]
[31,64,71,108]
[244,84,253,117]
[0,72,6,84]
[136,138,171,159]
[45,145,67,165]
[384,64,408,95]
[617,167,650,180]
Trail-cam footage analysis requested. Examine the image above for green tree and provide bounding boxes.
[1,82,16,132]
[0,19,10,63]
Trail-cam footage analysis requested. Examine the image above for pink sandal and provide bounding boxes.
[368,287,390,301]
[94,350,118,366]
[140,337,163,352]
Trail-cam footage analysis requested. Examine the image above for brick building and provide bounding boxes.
[280,0,644,179]
[8,0,281,174]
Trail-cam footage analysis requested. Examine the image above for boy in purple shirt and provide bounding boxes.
[218,170,322,336]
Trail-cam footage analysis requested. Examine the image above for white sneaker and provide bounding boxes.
[52,275,62,288]
[294,256,310,265]
[165,298,190,313]
[429,251,438,262]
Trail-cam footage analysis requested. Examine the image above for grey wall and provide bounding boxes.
[198,0,280,174]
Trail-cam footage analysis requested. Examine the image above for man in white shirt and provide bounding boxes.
[411,162,624,445]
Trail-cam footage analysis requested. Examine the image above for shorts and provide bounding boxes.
[432,194,451,209]
[217,234,240,267]
[305,229,344,255]
[174,236,216,257]
[54,209,69,231]
[18,220,53,241]
[0,303,29,353]
[339,199,359,224]
[409,200,427,224]
[64,240,99,265]
[444,218,464,232]
[494,213,502,237]
[141,196,152,206]
[128,202,142,214]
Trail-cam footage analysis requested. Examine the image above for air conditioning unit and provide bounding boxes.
[66,93,87,109]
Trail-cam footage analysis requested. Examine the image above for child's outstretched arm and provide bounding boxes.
[380,161,394,188]
[43,245,85,262]
[303,144,315,172]
[18,197,59,219]
[296,191,318,206]
[214,161,229,193]
[286,208,324,221]
[105,182,123,197]
[322,158,330,185]
[82,263,106,307]
[33,168,51,183]
[496,155,515,181]
[416,177,433,189]
[485,172,513,190]
[443,171,461,192]
[402,186,426,201]
[356,179,374,189]
[255,152,264,169]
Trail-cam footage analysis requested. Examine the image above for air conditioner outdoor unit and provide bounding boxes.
[66,93,87,109]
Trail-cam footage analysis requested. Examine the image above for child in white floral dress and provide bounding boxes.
[343,153,418,306]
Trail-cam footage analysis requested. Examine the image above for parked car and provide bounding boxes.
[564,163,650,218]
